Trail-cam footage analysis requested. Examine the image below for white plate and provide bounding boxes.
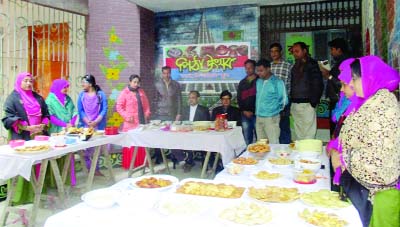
[130,174,179,191]
[81,188,120,209]
[117,189,160,210]
[267,158,294,168]
[13,141,52,154]
[157,194,207,217]
[217,201,273,226]
[250,170,282,181]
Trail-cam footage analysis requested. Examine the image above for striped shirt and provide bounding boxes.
[271,60,292,95]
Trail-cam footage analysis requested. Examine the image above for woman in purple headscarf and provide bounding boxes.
[332,56,400,227]
[46,79,77,134]
[45,79,78,186]
[2,72,50,205]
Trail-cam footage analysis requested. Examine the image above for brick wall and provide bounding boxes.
[139,7,156,103]
[86,0,155,116]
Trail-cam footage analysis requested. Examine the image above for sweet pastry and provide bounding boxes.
[219,202,272,225]
[135,177,172,188]
[299,209,347,227]
[176,181,245,198]
[248,186,300,203]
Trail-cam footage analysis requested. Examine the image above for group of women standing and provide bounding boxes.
[2,72,150,205]
[327,56,400,227]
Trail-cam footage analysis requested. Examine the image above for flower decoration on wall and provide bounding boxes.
[99,26,128,83]
[106,68,120,80]
[107,112,124,127]
[109,89,121,101]
[99,26,128,128]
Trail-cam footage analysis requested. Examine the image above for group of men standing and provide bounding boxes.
[238,38,349,145]
[152,38,349,171]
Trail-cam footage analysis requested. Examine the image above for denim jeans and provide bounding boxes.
[241,114,256,145]
[279,104,292,144]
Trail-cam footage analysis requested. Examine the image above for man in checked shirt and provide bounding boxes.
[269,43,292,144]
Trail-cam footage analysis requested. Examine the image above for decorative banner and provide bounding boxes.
[163,42,250,82]
[285,32,313,64]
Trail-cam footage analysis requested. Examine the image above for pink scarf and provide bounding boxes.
[50,79,69,105]
[15,72,41,125]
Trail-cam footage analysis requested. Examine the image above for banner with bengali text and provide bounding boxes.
[163,42,250,82]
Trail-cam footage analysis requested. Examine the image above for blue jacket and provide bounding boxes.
[256,75,288,117]
[77,90,108,130]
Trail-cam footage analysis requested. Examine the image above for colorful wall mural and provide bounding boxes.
[98,27,126,127]
[155,5,259,108]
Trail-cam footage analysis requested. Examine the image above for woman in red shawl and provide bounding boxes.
[2,72,50,205]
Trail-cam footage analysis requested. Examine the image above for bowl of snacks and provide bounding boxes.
[293,169,317,184]
[295,158,322,171]
[274,145,292,158]
[248,143,270,159]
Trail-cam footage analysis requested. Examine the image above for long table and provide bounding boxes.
[44,144,363,227]
[125,126,247,178]
[0,133,128,227]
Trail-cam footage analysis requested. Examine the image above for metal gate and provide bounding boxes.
[260,0,362,59]
[0,0,86,144]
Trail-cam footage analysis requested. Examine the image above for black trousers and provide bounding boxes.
[340,171,373,227]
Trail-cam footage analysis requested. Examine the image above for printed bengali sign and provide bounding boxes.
[163,42,250,82]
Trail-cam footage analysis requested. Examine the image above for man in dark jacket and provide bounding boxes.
[290,42,323,140]
[321,38,349,137]
[211,90,241,126]
[237,59,257,144]
[178,90,210,172]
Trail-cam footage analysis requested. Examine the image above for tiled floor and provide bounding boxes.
[0,129,330,227]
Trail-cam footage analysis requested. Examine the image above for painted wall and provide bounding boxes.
[86,0,155,127]
[155,5,259,74]
[154,5,259,107]
[362,0,399,69]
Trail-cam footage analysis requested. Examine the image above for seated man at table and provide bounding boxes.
[171,90,210,172]
[211,90,241,126]
[210,90,241,172]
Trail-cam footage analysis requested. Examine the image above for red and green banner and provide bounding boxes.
[163,42,250,82]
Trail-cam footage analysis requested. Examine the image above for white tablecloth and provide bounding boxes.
[125,126,247,165]
[0,134,127,181]
[44,145,362,227]
[215,144,331,192]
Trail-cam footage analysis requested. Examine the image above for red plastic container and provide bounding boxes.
[105,126,118,135]
[9,140,25,148]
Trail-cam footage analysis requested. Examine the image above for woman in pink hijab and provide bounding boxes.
[1,72,50,205]
[332,56,400,227]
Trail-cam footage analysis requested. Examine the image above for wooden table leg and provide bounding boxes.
[160,149,171,174]
[210,153,220,178]
[128,146,139,178]
[78,150,88,175]
[61,154,72,185]
[49,159,65,208]
[29,159,48,227]
[101,145,115,183]
[0,177,18,227]
[86,146,101,191]
[200,151,211,179]
[144,148,154,174]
